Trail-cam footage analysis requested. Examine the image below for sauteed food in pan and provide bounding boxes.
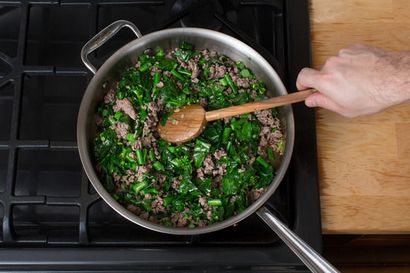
[94,42,285,228]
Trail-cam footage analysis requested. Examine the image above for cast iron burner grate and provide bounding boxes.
[0,0,320,271]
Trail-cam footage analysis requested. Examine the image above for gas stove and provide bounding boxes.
[0,1,321,272]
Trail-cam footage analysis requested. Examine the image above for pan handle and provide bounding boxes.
[257,207,339,273]
[81,20,142,74]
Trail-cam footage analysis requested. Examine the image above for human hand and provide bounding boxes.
[296,44,410,117]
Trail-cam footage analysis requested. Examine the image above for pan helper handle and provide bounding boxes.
[81,20,142,74]
[257,207,340,273]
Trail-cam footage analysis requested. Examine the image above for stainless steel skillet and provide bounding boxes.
[77,20,339,273]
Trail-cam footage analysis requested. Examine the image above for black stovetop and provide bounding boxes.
[0,1,321,272]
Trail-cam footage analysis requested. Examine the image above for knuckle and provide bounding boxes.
[338,48,351,56]
[324,56,339,67]
[338,49,346,56]
[299,67,311,76]
[296,68,312,84]
[319,72,335,86]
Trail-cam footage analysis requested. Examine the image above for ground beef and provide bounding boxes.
[201,49,210,60]
[148,215,159,224]
[236,77,251,88]
[259,127,270,147]
[113,172,121,183]
[206,210,213,220]
[171,212,188,227]
[196,155,216,180]
[127,204,141,214]
[197,220,208,227]
[258,126,283,156]
[255,109,283,155]
[223,117,232,124]
[247,156,256,165]
[176,81,183,89]
[140,100,161,148]
[157,174,166,184]
[250,90,258,99]
[214,65,226,78]
[212,175,223,190]
[147,101,161,122]
[208,66,215,79]
[104,88,115,104]
[151,197,166,213]
[120,174,135,185]
[112,122,129,140]
[223,87,232,96]
[144,193,152,199]
[131,138,143,151]
[213,149,227,160]
[255,110,280,128]
[177,58,188,69]
[142,133,156,148]
[199,97,208,107]
[140,211,149,220]
[150,66,161,76]
[248,188,266,201]
[153,144,161,159]
[202,155,214,174]
[171,177,181,190]
[136,165,150,178]
[208,64,226,79]
[199,196,210,211]
[212,164,227,178]
[113,98,137,120]
[229,196,237,204]
[230,71,238,82]
[196,168,206,180]
[165,50,174,59]
[188,59,200,80]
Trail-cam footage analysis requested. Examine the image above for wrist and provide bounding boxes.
[374,51,410,107]
[395,51,410,102]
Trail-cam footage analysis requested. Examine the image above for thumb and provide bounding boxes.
[305,92,344,114]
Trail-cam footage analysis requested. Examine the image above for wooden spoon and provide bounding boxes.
[157,89,316,144]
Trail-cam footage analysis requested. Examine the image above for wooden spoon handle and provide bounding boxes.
[205,89,316,122]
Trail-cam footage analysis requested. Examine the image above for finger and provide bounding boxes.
[339,44,369,56]
[338,48,356,57]
[343,44,384,55]
[348,44,369,50]
[296,67,323,90]
[305,92,344,114]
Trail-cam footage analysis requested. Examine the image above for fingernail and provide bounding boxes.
[305,99,316,107]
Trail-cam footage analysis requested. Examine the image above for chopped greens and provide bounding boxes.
[94,42,285,228]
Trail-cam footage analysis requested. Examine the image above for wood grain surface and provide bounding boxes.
[310,0,410,233]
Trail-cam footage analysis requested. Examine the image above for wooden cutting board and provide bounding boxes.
[310,0,410,234]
